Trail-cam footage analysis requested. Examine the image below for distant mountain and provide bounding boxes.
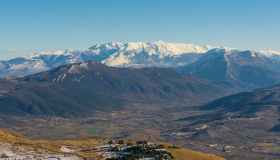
[177,48,280,90]
[0,61,229,117]
[2,41,280,91]
[0,41,212,78]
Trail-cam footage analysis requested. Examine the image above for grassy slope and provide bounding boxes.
[168,147,225,160]
[0,128,101,158]
[0,129,224,160]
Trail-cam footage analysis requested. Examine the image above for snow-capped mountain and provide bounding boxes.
[0,41,213,77]
[101,41,211,67]
[1,41,280,85]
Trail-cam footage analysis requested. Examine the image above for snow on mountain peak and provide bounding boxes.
[123,41,211,55]
[89,42,124,51]
[27,41,212,60]
[259,49,280,56]
[99,41,213,67]
[3,41,280,78]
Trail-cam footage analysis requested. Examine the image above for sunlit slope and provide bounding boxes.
[168,147,225,160]
[0,129,224,160]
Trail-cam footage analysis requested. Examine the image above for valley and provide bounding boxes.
[1,100,280,160]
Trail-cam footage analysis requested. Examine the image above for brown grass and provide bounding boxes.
[168,147,225,160]
[0,129,224,160]
[0,128,102,158]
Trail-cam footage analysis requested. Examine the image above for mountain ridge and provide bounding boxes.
[0,61,230,117]
[2,41,280,79]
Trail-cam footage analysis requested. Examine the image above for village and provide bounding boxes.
[92,140,174,160]
[0,139,175,160]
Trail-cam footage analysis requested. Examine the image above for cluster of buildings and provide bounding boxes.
[94,140,174,160]
[0,139,175,160]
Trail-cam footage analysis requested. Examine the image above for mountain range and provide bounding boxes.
[2,41,280,90]
[0,41,211,78]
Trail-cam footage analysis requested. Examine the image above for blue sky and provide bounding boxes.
[0,0,280,59]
